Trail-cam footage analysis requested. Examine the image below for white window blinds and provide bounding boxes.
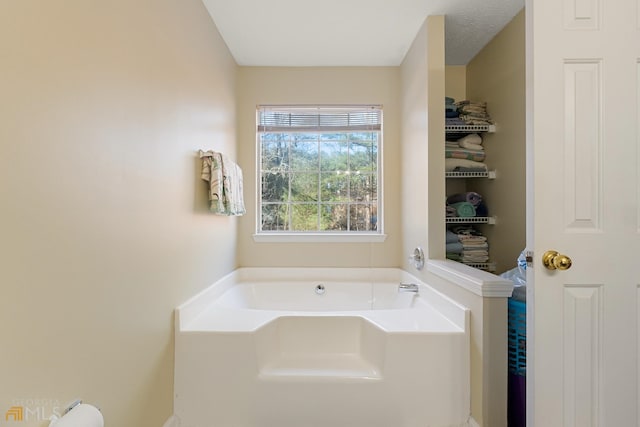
[257,105,382,133]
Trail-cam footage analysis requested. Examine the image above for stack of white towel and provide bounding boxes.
[446,225,489,264]
[456,100,493,125]
[445,133,487,172]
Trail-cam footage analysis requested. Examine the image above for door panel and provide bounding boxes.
[562,285,603,426]
[529,0,640,424]
[562,60,602,231]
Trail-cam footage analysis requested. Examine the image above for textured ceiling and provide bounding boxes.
[201,0,524,66]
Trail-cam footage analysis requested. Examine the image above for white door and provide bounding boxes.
[528,0,640,424]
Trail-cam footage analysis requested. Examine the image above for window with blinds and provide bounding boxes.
[257,105,383,235]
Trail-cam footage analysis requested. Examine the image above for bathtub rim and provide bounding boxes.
[176,267,469,333]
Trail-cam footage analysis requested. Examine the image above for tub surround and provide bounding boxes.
[175,267,472,427]
[427,259,514,297]
[424,260,513,427]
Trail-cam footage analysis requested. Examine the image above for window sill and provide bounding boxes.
[252,233,387,243]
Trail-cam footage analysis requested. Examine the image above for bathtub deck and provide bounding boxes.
[181,305,464,333]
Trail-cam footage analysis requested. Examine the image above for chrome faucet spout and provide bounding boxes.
[398,282,420,294]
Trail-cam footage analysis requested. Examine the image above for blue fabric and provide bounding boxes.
[475,200,489,217]
[446,242,464,254]
[446,230,460,243]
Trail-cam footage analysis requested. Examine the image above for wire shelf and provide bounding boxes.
[445,124,495,133]
[446,216,496,224]
[463,262,496,272]
[445,124,496,139]
[445,170,496,179]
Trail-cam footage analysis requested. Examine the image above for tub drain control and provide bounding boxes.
[315,284,326,295]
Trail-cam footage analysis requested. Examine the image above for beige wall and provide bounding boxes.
[401,16,512,426]
[400,14,489,422]
[0,1,238,426]
[465,11,525,423]
[235,67,402,267]
[445,65,467,103]
[399,18,431,263]
[466,9,526,273]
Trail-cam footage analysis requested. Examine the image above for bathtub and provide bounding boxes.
[174,268,471,427]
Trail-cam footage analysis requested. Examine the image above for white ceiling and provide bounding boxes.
[201,0,524,66]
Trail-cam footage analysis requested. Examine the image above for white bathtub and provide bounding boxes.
[174,268,471,427]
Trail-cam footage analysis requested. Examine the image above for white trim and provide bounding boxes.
[255,105,384,237]
[427,259,513,297]
[252,233,387,243]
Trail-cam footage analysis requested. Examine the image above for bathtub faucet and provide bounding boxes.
[398,282,420,294]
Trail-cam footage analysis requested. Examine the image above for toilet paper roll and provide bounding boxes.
[49,404,104,427]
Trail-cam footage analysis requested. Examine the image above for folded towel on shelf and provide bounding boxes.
[475,201,489,217]
[460,241,488,249]
[446,253,463,261]
[446,117,468,126]
[445,158,488,172]
[456,101,494,125]
[462,242,489,250]
[449,221,490,263]
[449,224,483,234]
[463,249,488,256]
[458,133,483,145]
[445,148,486,162]
[459,116,493,125]
[447,191,483,206]
[446,242,464,254]
[458,234,487,242]
[446,230,460,243]
[462,254,490,263]
[446,205,458,217]
[458,141,484,151]
[199,150,246,216]
[450,201,476,217]
[462,242,488,248]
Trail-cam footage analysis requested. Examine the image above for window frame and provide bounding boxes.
[254,105,386,243]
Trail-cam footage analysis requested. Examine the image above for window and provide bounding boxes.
[257,105,383,238]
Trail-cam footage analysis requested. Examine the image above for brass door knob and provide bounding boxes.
[542,250,572,270]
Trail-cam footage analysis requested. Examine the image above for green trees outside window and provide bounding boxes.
[258,106,382,233]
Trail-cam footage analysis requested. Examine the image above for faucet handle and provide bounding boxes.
[408,247,425,270]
